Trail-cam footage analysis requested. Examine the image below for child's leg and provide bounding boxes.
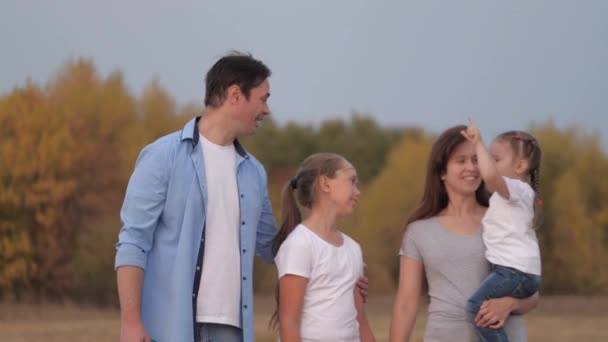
[467,265,531,342]
[514,271,541,299]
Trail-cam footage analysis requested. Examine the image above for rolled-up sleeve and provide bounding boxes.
[115,142,169,270]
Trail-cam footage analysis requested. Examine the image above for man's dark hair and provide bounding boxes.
[204,52,271,107]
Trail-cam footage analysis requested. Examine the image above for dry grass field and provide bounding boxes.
[1,296,606,341]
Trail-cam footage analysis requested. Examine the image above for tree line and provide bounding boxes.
[0,59,605,305]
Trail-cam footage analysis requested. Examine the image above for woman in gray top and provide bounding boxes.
[389,125,539,341]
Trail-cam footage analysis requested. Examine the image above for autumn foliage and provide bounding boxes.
[0,59,606,304]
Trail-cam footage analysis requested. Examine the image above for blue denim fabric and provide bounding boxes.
[195,323,243,342]
[115,117,277,342]
[467,265,540,342]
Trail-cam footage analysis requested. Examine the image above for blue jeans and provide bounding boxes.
[194,323,243,342]
[467,265,540,342]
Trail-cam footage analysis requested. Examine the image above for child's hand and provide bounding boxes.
[460,117,482,145]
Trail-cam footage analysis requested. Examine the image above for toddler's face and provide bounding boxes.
[490,139,520,179]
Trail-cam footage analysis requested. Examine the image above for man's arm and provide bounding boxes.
[115,143,170,341]
[117,266,150,342]
[255,168,278,263]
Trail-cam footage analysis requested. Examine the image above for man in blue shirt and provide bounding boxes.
[115,52,276,342]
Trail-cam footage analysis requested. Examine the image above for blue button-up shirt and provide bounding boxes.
[115,117,277,342]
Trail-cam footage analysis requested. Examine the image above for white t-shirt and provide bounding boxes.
[275,224,364,342]
[482,177,541,275]
[196,134,241,327]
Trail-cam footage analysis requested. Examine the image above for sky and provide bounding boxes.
[1,0,607,149]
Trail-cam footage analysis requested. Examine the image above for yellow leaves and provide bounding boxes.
[350,133,433,292]
[520,123,608,293]
[0,222,34,289]
[1,56,607,300]
[24,179,78,207]
[548,171,598,291]
[0,58,142,298]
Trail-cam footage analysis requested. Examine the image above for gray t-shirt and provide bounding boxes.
[399,217,527,342]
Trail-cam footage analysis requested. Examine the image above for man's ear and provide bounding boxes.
[226,84,242,104]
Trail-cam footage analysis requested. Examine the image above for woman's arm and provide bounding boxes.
[475,292,540,328]
[389,256,424,342]
[279,274,309,342]
[355,285,376,342]
[512,291,540,314]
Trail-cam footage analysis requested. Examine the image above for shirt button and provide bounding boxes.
[243,305,248,309]
[241,221,245,225]
[243,276,247,280]
[192,293,196,298]
[196,266,200,271]
[242,249,246,253]
[240,194,244,198]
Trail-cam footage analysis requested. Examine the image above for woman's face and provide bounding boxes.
[442,141,482,197]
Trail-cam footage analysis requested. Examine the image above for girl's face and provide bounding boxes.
[442,141,482,196]
[324,161,360,216]
[490,139,525,180]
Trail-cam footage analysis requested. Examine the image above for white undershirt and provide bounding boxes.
[196,134,242,327]
[483,177,541,275]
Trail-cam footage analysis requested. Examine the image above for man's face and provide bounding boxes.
[236,79,271,136]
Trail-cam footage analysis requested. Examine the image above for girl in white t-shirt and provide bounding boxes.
[271,153,375,342]
[461,118,542,342]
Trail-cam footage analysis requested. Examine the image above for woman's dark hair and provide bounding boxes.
[204,51,271,107]
[404,125,490,228]
[270,152,347,329]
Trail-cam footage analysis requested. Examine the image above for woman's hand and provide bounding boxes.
[356,275,369,303]
[475,297,515,329]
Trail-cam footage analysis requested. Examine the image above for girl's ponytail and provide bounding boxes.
[270,176,302,329]
[273,177,302,255]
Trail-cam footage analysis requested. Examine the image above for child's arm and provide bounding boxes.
[279,274,309,342]
[461,117,510,199]
[389,256,424,342]
[355,285,376,342]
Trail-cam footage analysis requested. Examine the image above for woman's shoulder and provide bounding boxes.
[405,217,439,235]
